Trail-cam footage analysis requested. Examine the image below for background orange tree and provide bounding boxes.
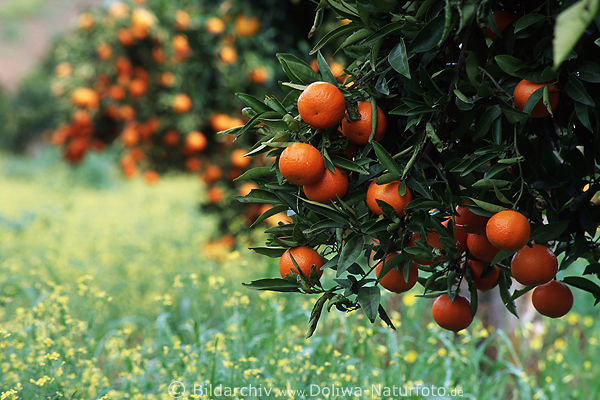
[233,0,600,336]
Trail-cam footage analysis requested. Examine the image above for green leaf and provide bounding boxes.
[388,38,410,78]
[337,234,365,277]
[306,292,333,338]
[378,305,396,330]
[234,166,273,182]
[514,13,545,33]
[249,247,288,257]
[250,204,288,229]
[404,198,444,211]
[530,221,569,243]
[411,15,445,53]
[337,27,373,50]
[563,276,600,300]
[277,53,320,84]
[468,198,506,213]
[494,55,527,77]
[242,278,300,293]
[316,51,338,84]
[330,155,369,174]
[499,273,519,318]
[237,93,271,113]
[575,61,600,83]
[565,76,596,106]
[472,178,511,189]
[236,189,280,204]
[357,286,380,323]
[553,0,600,68]
[310,24,356,55]
[425,122,446,152]
[372,141,401,176]
[575,102,593,131]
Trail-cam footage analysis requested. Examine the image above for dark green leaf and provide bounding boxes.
[337,234,365,276]
[372,141,401,176]
[243,278,300,292]
[411,15,445,53]
[357,286,380,323]
[388,38,410,78]
[307,292,333,338]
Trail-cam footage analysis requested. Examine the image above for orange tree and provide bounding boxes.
[48,0,314,176]
[232,0,600,336]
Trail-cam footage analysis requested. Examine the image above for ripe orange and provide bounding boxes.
[55,62,72,78]
[234,15,259,37]
[341,101,386,145]
[71,88,99,109]
[486,10,517,41]
[510,244,558,285]
[467,260,500,291]
[219,46,237,64]
[173,35,192,61]
[366,180,412,216]
[115,57,132,76]
[408,231,444,265]
[467,233,499,263]
[202,164,222,184]
[297,81,346,129]
[206,17,225,34]
[486,210,530,251]
[442,219,467,252]
[260,204,293,227]
[119,105,135,120]
[249,66,268,83]
[230,149,251,169]
[108,85,126,101]
[207,186,225,203]
[185,131,207,153]
[131,8,154,31]
[279,246,324,281]
[152,47,166,63]
[432,293,473,332]
[128,79,147,97]
[64,137,89,164]
[78,13,94,30]
[71,110,92,129]
[144,170,160,184]
[108,2,129,19]
[303,166,348,203]
[185,157,202,173]
[375,253,418,293]
[210,113,243,132]
[513,80,559,118]
[175,10,190,30]
[455,204,489,234]
[159,72,176,86]
[97,43,112,60]
[228,168,242,181]
[163,130,180,146]
[239,182,258,197]
[532,280,573,318]
[121,125,139,147]
[173,94,192,113]
[278,142,324,185]
[330,62,347,82]
[117,28,135,46]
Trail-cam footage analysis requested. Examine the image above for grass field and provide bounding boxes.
[0,150,599,400]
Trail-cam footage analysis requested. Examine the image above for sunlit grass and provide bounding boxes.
[0,151,598,399]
